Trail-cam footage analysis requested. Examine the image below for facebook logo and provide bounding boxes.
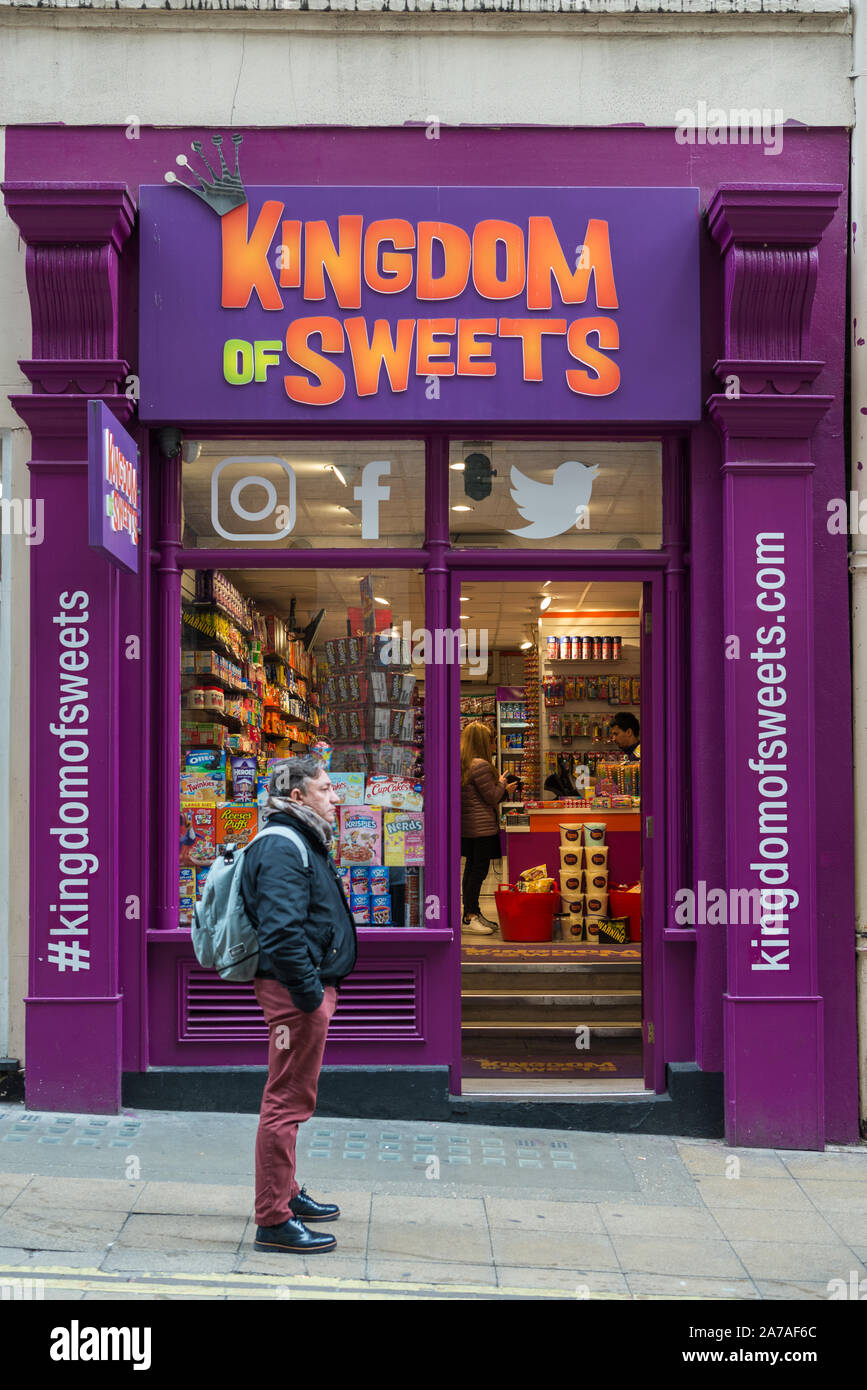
[354,460,391,539]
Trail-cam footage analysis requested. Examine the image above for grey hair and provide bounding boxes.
[267,755,325,802]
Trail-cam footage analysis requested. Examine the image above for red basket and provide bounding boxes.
[609,884,642,942]
[495,885,560,942]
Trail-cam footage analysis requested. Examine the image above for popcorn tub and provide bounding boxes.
[494,885,560,942]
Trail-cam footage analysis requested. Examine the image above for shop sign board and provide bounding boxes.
[87,400,141,575]
[138,185,701,423]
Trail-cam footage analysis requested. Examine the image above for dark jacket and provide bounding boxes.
[240,810,357,1013]
[461,757,507,838]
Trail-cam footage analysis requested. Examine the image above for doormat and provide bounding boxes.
[461,1051,644,1080]
[461,941,642,964]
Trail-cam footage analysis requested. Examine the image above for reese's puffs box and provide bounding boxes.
[216,803,259,853]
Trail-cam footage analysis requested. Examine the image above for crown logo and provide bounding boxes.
[165,133,247,216]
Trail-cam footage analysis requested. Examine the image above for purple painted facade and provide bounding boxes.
[2,124,857,1147]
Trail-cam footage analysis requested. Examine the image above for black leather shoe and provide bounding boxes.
[254,1217,336,1253]
[289,1185,340,1222]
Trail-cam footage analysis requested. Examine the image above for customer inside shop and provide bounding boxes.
[460,719,518,935]
[608,712,641,761]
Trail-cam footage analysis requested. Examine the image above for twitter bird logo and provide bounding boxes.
[506,460,600,539]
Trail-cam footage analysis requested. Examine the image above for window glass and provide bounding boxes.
[179,567,426,928]
[181,440,425,549]
[449,440,662,549]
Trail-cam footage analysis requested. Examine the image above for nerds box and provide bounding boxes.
[138,185,701,423]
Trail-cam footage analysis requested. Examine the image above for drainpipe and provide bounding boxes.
[851,0,867,1139]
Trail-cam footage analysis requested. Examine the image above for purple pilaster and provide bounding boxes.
[708,185,839,1149]
[3,183,136,1112]
[154,435,183,931]
[661,438,696,1061]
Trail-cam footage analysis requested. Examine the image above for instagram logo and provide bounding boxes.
[210,457,296,541]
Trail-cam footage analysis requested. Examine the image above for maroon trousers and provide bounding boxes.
[253,977,338,1228]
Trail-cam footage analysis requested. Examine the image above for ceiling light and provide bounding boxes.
[374,596,389,605]
[540,595,552,612]
[452,504,472,512]
[520,640,533,650]
[459,595,470,602]
[542,580,551,588]
[329,464,348,487]
[450,461,465,471]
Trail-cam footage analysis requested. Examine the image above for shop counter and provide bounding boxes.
[502,807,641,887]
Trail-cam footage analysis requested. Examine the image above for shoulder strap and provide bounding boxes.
[255,824,310,868]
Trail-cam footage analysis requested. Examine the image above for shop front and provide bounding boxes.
[2,122,858,1148]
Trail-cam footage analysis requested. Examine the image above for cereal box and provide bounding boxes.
[180,802,216,867]
[365,777,423,811]
[383,811,425,866]
[338,806,382,866]
[195,866,211,898]
[179,867,195,893]
[179,895,194,926]
[216,803,259,852]
[328,772,365,806]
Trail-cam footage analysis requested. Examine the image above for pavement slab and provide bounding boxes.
[0,1103,865,1301]
[729,1240,866,1283]
[609,1233,747,1279]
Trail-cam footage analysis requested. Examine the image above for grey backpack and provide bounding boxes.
[191,825,309,982]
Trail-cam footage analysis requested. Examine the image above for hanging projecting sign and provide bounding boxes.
[138,157,700,422]
[87,400,141,574]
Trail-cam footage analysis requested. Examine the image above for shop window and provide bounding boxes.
[180,439,425,549]
[179,567,426,931]
[449,440,661,549]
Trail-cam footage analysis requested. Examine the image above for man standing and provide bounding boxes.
[241,755,357,1254]
[608,713,641,762]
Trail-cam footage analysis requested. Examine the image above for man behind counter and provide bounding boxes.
[608,713,640,761]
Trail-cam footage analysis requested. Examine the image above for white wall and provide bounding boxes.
[0,3,853,128]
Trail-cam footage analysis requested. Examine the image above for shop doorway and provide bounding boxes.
[452,576,654,1097]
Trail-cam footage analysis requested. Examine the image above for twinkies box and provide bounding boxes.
[383,812,425,866]
[181,772,226,802]
[216,803,259,852]
[338,806,382,866]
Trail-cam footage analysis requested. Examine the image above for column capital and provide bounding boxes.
[708,393,832,465]
[0,181,137,412]
[707,184,842,255]
[705,183,842,397]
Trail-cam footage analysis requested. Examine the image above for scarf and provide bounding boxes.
[264,796,333,849]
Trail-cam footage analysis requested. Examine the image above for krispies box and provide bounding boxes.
[383,811,425,866]
[338,806,382,866]
[179,802,216,867]
[216,803,259,852]
[365,777,423,811]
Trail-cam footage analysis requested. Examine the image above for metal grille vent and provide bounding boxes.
[179,963,423,1043]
